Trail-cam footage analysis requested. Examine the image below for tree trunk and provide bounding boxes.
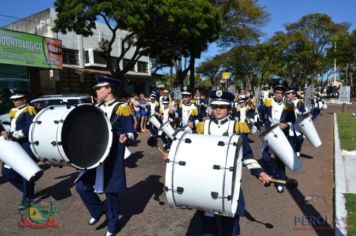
[189,56,195,88]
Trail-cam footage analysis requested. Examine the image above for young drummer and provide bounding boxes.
[195,89,270,236]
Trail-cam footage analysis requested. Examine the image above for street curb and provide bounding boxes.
[334,113,348,236]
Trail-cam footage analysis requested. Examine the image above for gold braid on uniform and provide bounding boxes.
[178,101,183,109]
[9,108,17,119]
[191,107,198,116]
[263,98,272,107]
[284,102,294,111]
[25,105,37,116]
[115,104,132,117]
[196,121,205,134]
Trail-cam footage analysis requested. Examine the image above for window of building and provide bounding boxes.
[137,61,148,73]
[63,48,79,65]
[123,59,135,71]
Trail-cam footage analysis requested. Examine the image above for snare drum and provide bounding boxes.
[165,131,243,217]
[259,124,302,171]
[29,104,113,169]
[296,114,322,148]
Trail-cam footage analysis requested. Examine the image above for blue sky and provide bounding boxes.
[1,0,355,65]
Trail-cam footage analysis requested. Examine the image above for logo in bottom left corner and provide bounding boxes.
[18,199,59,229]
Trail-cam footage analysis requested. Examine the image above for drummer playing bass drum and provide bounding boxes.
[75,75,137,236]
[195,90,270,236]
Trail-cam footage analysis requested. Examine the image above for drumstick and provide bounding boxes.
[268,178,298,189]
[147,136,169,162]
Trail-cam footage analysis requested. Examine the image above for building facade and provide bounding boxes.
[4,8,152,98]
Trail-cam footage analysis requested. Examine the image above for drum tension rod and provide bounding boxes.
[53,120,64,124]
[51,141,62,146]
[168,160,186,166]
[164,186,184,194]
[34,121,42,124]
[184,138,192,143]
[213,165,234,171]
[31,141,39,146]
[211,192,232,200]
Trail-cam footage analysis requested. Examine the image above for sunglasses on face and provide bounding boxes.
[212,105,229,110]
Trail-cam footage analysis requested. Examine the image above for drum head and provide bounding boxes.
[61,105,110,169]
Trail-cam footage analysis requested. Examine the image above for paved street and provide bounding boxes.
[0,103,355,236]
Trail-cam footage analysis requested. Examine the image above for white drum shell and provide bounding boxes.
[0,136,42,182]
[148,116,161,129]
[260,125,302,171]
[297,114,322,148]
[165,131,242,217]
[160,121,176,140]
[29,105,113,169]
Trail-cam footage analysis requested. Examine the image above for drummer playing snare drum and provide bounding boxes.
[195,89,270,236]
[258,79,296,193]
[1,89,38,209]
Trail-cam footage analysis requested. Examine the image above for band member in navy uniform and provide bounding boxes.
[146,93,160,137]
[258,79,295,193]
[75,76,137,236]
[286,87,307,158]
[195,90,270,236]
[1,89,37,208]
[176,86,199,131]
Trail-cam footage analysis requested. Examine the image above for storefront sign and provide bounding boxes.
[0,28,62,69]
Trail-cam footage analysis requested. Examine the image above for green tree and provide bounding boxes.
[285,13,349,84]
[53,0,222,89]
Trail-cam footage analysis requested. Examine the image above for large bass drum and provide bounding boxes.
[165,131,243,217]
[29,104,113,169]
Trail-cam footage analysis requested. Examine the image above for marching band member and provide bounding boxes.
[232,97,253,135]
[195,89,270,236]
[158,96,176,151]
[1,89,37,208]
[193,89,208,120]
[258,79,295,193]
[75,76,137,236]
[176,86,199,131]
[286,87,307,158]
[146,94,160,137]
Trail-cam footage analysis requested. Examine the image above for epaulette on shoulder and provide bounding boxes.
[155,102,160,107]
[191,106,198,116]
[178,102,183,109]
[116,104,132,117]
[9,108,17,119]
[196,121,205,134]
[284,102,294,111]
[263,98,272,107]
[298,98,304,104]
[25,106,37,116]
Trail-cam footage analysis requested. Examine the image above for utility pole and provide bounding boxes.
[333,40,337,85]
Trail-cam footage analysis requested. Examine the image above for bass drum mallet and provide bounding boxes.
[268,178,298,189]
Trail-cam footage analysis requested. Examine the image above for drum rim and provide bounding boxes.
[259,123,280,139]
[296,113,310,123]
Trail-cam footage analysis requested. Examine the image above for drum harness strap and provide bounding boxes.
[205,118,234,136]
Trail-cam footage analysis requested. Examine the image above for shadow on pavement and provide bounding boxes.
[36,172,78,201]
[124,151,144,168]
[300,153,314,159]
[244,210,274,229]
[116,175,164,233]
[288,188,334,236]
[186,211,204,235]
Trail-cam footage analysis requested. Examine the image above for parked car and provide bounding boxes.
[30,94,93,110]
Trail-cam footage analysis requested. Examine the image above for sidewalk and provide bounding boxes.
[334,113,356,236]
